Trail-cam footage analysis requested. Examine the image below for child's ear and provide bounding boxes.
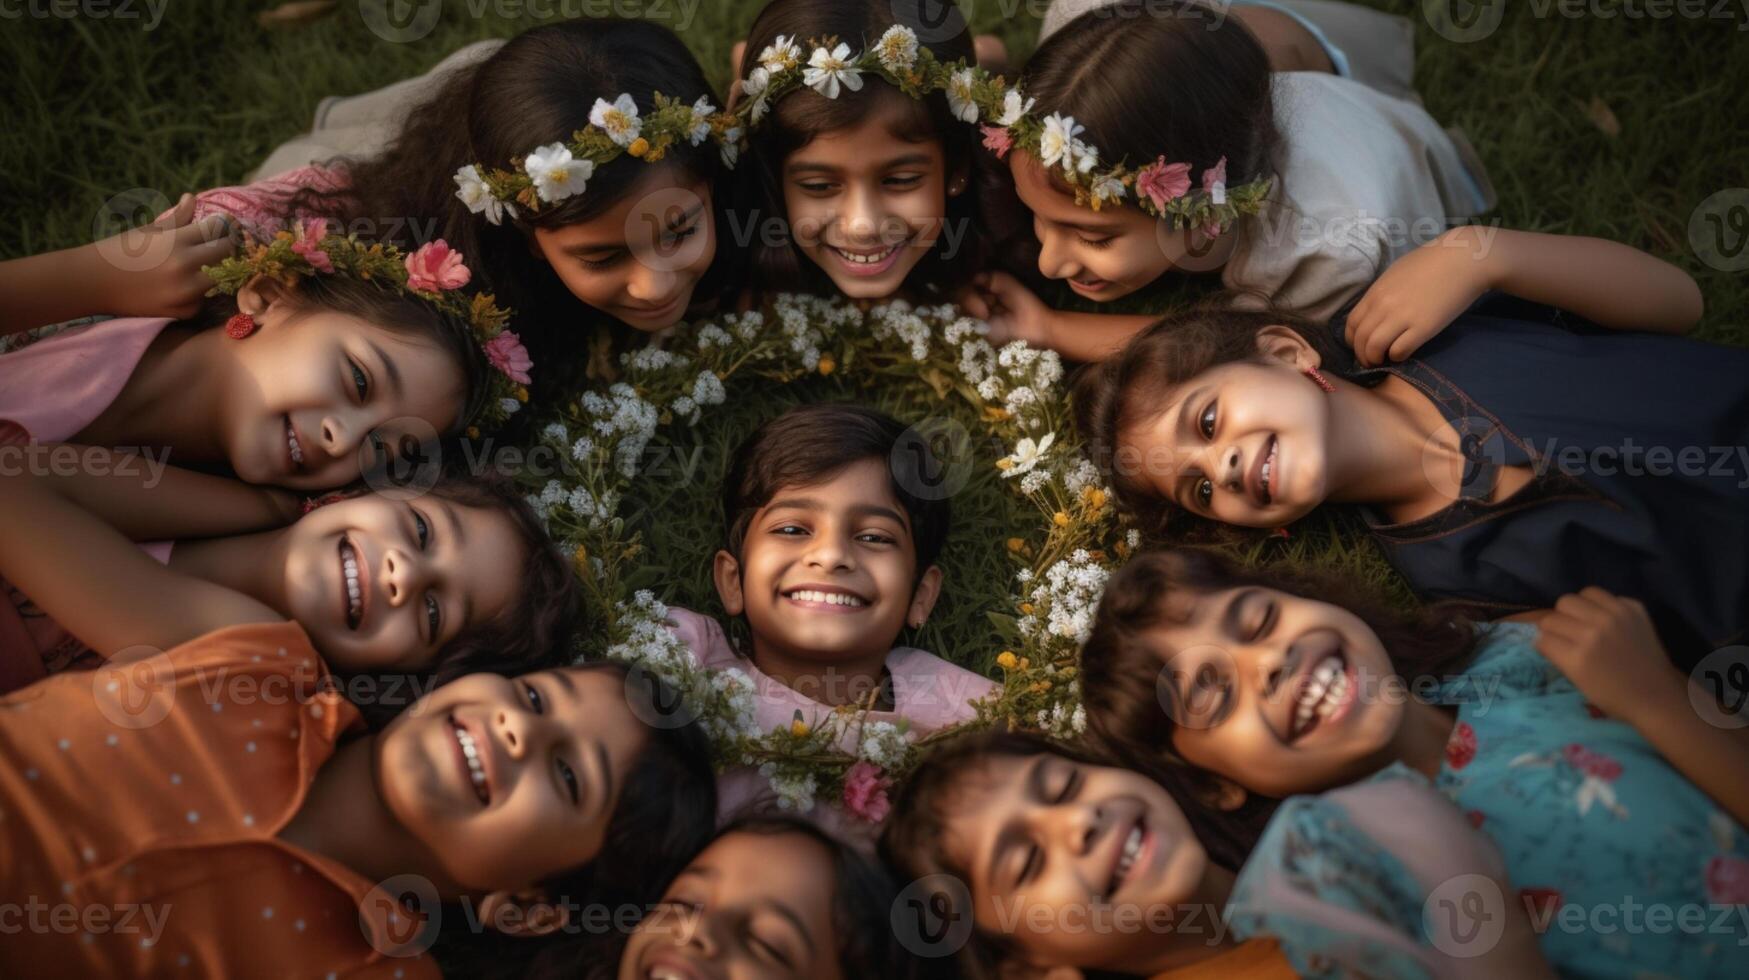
[1254,324,1320,372]
[236,274,294,319]
[1199,774,1250,813]
[712,548,746,616]
[475,888,570,937]
[905,565,944,629]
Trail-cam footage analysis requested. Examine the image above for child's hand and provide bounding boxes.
[958,271,1058,350]
[1534,587,1683,722]
[92,192,237,320]
[1345,227,1497,366]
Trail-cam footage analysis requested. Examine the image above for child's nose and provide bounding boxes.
[1219,445,1245,492]
[380,549,427,607]
[494,706,532,763]
[626,264,678,304]
[1037,230,1077,281]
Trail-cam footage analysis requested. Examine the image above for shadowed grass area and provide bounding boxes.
[4,0,1745,658]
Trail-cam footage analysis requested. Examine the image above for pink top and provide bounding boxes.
[179,164,348,239]
[667,607,999,840]
[0,316,178,692]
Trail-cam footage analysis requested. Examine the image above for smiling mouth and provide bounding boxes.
[1290,652,1351,742]
[826,236,913,276]
[449,715,490,806]
[339,537,365,630]
[782,586,869,610]
[1070,274,1110,290]
[623,293,686,319]
[285,416,306,469]
[1103,819,1147,901]
[1253,436,1278,506]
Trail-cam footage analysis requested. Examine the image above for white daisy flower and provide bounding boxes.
[452,164,500,222]
[1000,432,1056,477]
[1090,173,1127,207]
[589,94,643,148]
[1071,138,1100,174]
[742,67,773,123]
[759,34,802,73]
[997,89,1035,127]
[687,95,716,146]
[875,25,919,74]
[524,143,594,203]
[1037,113,1083,171]
[947,68,979,124]
[803,43,863,99]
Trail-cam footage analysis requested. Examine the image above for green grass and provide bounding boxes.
[5,0,1746,655]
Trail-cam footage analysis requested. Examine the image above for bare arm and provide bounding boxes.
[0,458,281,659]
[21,445,302,542]
[958,270,1157,362]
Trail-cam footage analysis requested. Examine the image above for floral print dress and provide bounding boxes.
[1426,622,1749,978]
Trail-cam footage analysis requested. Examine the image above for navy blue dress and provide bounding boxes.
[1336,295,1749,667]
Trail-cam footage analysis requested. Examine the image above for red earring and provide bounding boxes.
[1304,366,1335,392]
[225,312,257,339]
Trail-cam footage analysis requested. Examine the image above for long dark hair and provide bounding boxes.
[1078,547,1481,862]
[1072,300,1345,537]
[1018,0,1278,217]
[739,0,990,300]
[282,19,737,368]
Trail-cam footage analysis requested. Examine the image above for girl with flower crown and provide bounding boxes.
[731,0,1000,305]
[1077,548,1749,978]
[49,19,743,374]
[960,0,1497,362]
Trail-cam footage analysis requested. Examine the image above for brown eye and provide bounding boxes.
[1195,478,1214,508]
[1199,403,1217,440]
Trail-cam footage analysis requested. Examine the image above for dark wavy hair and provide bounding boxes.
[279,18,739,369]
[1072,300,1346,538]
[1078,547,1481,864]
[1018,0,1279,219]
[738,0,992,300]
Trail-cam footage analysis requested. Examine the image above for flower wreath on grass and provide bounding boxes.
[523,293,1140,817]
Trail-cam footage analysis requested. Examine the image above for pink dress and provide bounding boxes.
[666,607,999,842]
[0,317,177,692]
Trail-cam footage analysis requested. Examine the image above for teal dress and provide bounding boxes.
[1422,622,1749,977]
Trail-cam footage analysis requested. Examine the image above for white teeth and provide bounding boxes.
[1260,441,1276,496]
[340,543,363,625]
[836,244,897,265]
[286,419,304,465]
[454,723,487,799]
[1107,824,1143,899]
[788,589,865,607]
[648,969,685,980]
[1294,657,1346,734]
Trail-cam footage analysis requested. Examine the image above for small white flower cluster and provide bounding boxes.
[773,294,835,369]
[604,591,757,744]
[1027,550,1111,646]
[1035,697,1088,739]
[857,720,909,768]
[527,479,568,525]
[695,324,732,350]
[870,302,934,361]
[581,383,660,478]
[758,764,819,812]
[622,345,685,373]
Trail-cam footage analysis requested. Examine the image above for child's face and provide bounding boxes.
[282,493,524,674]
[782,92,954,299]
[376,665,647,893]
[1011,150,1203,301]
[1121,331,1333,527]
[222,301,467,492]
[532,167,718,332]
[940,752,1209,972]
[716,457,938,669]
[618,830,846,980]
[1148,585,1403,798]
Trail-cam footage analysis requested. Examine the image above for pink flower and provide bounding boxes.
[1562,743,1623,782]
[290,218,333,273]
[483,330,532,385]
[1135,157,1192,211]
[1202,156,1229,201]
[981,125,1014,159]
[842,761,893,824]
[1445,721,1477,770]
[1705,855,1749,905]
[404,239,472,292]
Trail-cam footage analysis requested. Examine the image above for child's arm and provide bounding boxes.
[1535,588,1749,828]
[959,271,1156,362]
[1346,227,1704,366]
[21,446,303,542]
[0,459,281,659]
[0,194,234,336]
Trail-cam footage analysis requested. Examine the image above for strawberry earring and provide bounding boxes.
[1304,366,1335,393]
[225,312,257,340]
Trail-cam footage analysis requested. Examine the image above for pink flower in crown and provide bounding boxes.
[842,761,893,824]
[290,218,333,273]
[1202,156,1229,203]
[1561,743,1623,782]
[483,330,532,385]
[1705,855,1749,905]
[981,125,1014,159]
[1136,157,1192,211]
[405,239,472,292]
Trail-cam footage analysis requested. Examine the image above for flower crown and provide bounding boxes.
[453,92,742,224]
[733,26,1273,233]
[204,220,533,434]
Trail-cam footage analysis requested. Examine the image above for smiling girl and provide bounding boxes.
[881,730,1550,979]
[733,0,991,304]
[1079,548,1749,978]
[1073,229,1739,661]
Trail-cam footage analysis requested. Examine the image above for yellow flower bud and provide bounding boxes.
[628,137,650,158]
[1053,511,1071,527]
[466,425,481,439]
[514,385,529,403]
[1019,657,1030,671]
[1019,603,1035,615]
[1083,487,1108,509]
[573,545,588,565]
[817,354,836,376]
[995,458,1015,471]
[996,651,1019,671]
[1006,538,1026,553]
[790,719,810,737]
